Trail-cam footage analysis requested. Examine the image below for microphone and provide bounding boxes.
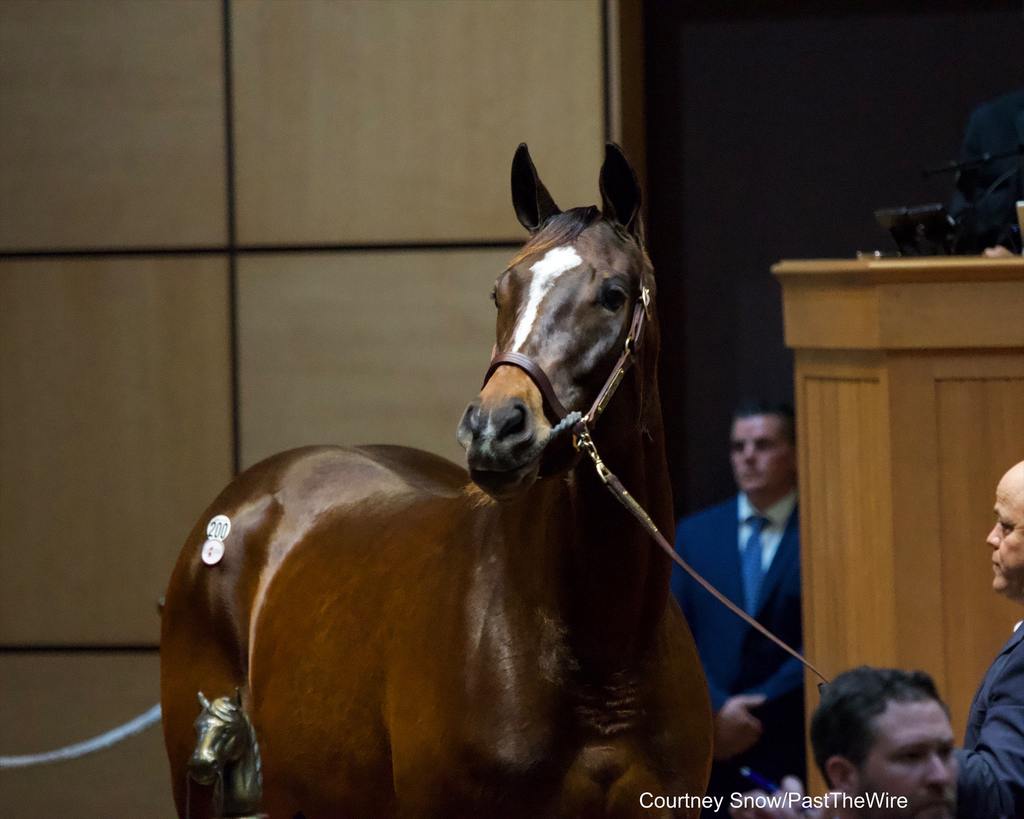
[923,143,1024,178]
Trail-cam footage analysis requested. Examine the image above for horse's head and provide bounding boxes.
[188,690,249,786]
[458,143,656,499]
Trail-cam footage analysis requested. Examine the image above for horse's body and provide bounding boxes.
[161,145,712,818]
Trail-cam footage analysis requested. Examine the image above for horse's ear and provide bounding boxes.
[511,143,561,234]
[599,143,641,234]
[198,691,211,710]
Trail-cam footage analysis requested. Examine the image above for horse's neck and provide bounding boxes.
[568,391,673,673]
[497,384,673,677]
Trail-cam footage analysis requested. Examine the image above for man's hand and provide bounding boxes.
[983,245,1014,257]
[713,693,766,760]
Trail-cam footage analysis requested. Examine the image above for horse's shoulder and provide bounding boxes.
[195,446,464,525]
[245,444,466,497]
[352,444,470,495]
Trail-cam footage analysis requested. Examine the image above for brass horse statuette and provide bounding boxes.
[188,690,265,819]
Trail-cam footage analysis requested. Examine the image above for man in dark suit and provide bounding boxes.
[949,88,1024,255]
[671,400,803,804]
[957,459,1024,819]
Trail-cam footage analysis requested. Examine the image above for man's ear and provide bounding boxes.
[824,755,860,793]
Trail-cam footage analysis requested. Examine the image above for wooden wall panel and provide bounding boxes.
[606,0,647,190]
[0,652,172,818]
[0,0,226,250]
[935,365,1024,736]
[800,367,896,682]
[880,281,1024,350]
[231,0,604,245]
[0,257,233,645]
[237,250,507,469]
[882,354,947,694]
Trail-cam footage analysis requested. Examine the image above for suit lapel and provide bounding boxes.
[975,627,1024,706]
[753,504,799,618]
[719,497,746,607]
[996,625,1024,659]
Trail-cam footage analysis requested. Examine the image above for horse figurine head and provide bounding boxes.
[188,690,262,817]
[457,142,656,499]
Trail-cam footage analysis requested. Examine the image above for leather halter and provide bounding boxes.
[482,284,651,431]
[483,351,572,423]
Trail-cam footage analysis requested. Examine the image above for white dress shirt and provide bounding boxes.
[737,490,798,573]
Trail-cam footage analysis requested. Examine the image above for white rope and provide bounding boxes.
[549,410,583,439]
[0,703,162,769]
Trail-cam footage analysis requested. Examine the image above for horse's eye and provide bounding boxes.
[490,286,499,308]
[599,284,627,312]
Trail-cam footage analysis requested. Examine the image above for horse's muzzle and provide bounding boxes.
[187,752,220,786]
[457,397,547,497]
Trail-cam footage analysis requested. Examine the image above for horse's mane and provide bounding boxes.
[507,206,602,269]
[207,697,241,723]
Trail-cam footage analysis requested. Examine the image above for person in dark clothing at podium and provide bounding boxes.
[948,88,1024,255]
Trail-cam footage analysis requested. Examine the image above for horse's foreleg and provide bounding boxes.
[605,763,689,819]
[556,750,692,819]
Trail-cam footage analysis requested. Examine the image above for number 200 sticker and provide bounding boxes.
[201,515,232,566]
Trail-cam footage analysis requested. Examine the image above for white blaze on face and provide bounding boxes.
[510,244,582,352]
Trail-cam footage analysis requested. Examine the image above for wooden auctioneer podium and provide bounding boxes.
[772,255,1024,774]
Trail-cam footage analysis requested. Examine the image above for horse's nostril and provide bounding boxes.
[458,403,483,439]
[457,402,486,452]
[495,400,528,441]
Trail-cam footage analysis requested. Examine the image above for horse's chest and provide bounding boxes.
[460,606,644,775]
[450,664,653,819]
[460,603,570,767]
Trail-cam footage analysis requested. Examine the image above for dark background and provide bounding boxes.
[643,0,1023,516]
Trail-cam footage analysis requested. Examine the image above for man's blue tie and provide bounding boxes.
[741,516,769,615]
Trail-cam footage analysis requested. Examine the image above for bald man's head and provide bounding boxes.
[998,461,1024,502]
[988,461,1024,603]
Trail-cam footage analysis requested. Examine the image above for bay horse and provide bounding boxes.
[161,143,712,818]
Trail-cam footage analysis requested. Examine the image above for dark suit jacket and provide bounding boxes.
[670,496,805,791]
[949,88,1024,253]
[957,625,1024,819]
